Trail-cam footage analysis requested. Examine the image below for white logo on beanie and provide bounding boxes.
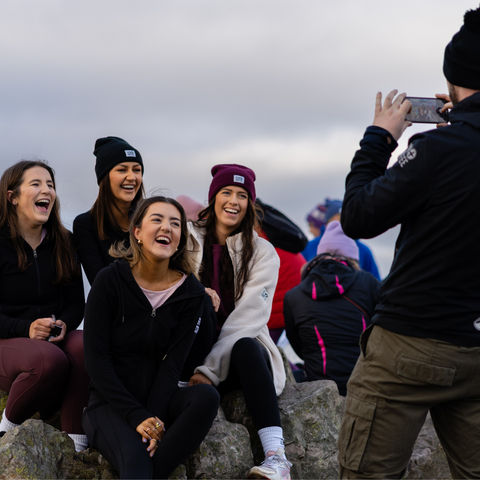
[125,150,136,157]
[234,175,245,184]
[474,318,480,331]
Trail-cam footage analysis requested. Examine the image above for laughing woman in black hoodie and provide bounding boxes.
[83,196,219,480]
[0,160,88,451]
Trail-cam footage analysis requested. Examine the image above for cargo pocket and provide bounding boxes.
[339,392,376,472]
[397,356,455,386]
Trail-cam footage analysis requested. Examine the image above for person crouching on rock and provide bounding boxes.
[188,164,293,480]
[284,221,381,394]
[83,196,220,480]
[0,160,88,451]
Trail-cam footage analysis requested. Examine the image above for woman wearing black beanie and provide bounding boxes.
[73,136,145,285]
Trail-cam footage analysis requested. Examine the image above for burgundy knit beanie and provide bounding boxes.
[317,221,359,260]
[208,164,256,202]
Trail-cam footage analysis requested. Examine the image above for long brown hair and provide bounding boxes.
[0,160,79,284]
[110,196,194,275]
[194,195,262,301]
[90,173,145,241]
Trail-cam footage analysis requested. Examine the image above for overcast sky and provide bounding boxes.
[0,0,474,277]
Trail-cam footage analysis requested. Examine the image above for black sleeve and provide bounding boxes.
[147,294,211,420]
[180,296,217,381]
[73,214,107,286]
[341,127,433,239]
[283,290,304,360]
[58,271,85,332]
[0,313,31,339]
[84,269,154,430]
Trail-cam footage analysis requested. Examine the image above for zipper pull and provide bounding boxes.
[151,308,156,318]
[33,250,37,258]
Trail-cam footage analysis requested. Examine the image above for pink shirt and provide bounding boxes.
[140,274,187,310]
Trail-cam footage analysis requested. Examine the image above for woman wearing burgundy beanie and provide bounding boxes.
[187,164,293,480]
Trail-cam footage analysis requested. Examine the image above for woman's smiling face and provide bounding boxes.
[9,166,56,230]
[134,202,182,262]
[108,162,142,207]
[214,185,248,235]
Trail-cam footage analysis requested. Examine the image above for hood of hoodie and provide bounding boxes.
[300,258,360,300]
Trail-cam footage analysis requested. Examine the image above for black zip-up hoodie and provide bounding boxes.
[342,92,480,347]
[284,259,380,395]
[0,227,85,338]
[83,259,216,429]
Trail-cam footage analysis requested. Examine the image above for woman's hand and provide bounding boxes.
[189,372,213,386]
[136,416,165,457]
[29,318,56,340]
[205,288,220,312]
[48,320,67,343]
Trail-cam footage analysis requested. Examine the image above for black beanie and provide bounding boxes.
[444,7,480,90]
[93,136,144,185]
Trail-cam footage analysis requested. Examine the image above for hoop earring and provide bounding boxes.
[137,239,143,246]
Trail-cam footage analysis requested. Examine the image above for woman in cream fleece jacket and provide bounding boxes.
[188,164,292,480]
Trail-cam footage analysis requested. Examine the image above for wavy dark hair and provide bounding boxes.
[110,196,194,275]
[0,160,79,284]
[90,172,145,241]
[194,195,262,301]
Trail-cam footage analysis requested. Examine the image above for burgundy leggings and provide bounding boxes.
[0,330,89,434]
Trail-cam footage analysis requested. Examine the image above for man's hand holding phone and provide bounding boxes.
[372,90,412,141]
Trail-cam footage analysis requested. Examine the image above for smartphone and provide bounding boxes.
[404,97,449,124]
[49,314,62,340]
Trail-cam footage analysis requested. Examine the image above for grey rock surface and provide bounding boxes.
[223,379,345,479]
[0,419,73,479]
[407,414,452,479]
[184,406,253,479]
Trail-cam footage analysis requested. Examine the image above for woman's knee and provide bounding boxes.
[231,337,266,365]
[61,330,84,367]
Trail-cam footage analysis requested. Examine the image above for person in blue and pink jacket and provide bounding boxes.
[284,221,381,395]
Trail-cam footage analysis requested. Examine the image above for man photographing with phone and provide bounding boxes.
[338,7,480,479]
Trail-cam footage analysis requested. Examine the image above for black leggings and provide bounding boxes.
[218,337,281,429]
[83,384,220,479]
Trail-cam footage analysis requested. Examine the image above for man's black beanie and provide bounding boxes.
[93,136,144,185]
[444,7,480,90]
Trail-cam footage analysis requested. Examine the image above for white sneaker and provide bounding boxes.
[247,447,292,480]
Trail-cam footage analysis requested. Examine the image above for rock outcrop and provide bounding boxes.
[0,350,452,479]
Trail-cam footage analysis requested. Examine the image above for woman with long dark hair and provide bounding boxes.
[83,196,220,479]
[188,164,293,480]
[73,136,145,285]
[0,160,88,451]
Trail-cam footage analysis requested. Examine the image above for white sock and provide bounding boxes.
[0,412,19,432]
[258,426,286,459]
[68,433,88,452]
